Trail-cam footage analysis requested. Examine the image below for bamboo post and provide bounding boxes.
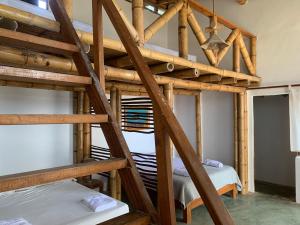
[179,0,188,59]
[63,0,73,19]
[243,92,249,194]
[250,37,257,75]
[187,7,216,65]
[164,83,174,159]
[195,92,202,161]
[233,38,241,73]
[92,0,105,89]
[83,92,91,161]
[236,34,255,75]
[144,0,184,42]
[132,0,144,45]
[233,93,238,172]
[115,88,122,200]
[238,92,248,194]
[154,86,176,225]
[76,91,84,164]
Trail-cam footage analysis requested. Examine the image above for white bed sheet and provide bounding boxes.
[0,180,129,225]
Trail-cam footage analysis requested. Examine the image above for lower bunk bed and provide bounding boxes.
[0,179,129,225]
[91,146,242,224]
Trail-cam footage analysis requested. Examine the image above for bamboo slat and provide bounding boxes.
[144,0,183,42]
[0,159,127,192]
[0,114,107,125]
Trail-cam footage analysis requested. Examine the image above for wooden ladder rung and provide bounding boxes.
[0,28,79,55]
[0,159,127,192]
[0,114,108,125]
[99,212,151,225]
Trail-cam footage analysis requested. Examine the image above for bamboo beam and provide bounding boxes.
[179,0,188,59]
[250,37,257,75]
[0,114,107,125]
[0,159,127,192]
[195,75,222,83]
[236,34,255,75]
[0,79,84,92]
[189,0,255,38]
[93,0,105,89]
[83,93,91,161]
[166,68,200,79]
[150,63,174,74]
[195,92,202,162]
[0,5,261,81]
[187,7,216,65]
[144,0,184,42]
[132,0,144,45]
[0,28,78,55]
[77,91,84,164]
[219,78,237,85]
[217,29,240,65]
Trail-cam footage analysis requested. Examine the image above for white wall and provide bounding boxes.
[0,87,73,176]
[254,95,295,187]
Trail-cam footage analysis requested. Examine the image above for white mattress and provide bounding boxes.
[0,180,129,225]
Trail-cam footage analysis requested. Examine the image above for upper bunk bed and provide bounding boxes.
[0,0,260,95]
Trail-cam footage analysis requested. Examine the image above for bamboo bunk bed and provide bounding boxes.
[0,0,259,224]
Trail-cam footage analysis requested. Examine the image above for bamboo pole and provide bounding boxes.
[195,92,202,162]
[132,0,144,45]
[238,92,248,194]
[236,34,255,75]
[250,37,257,75]
[179,0,188,59]
[150,63,175,74]
[0,46,247,93]
[166,68,200,79]
[77,91,84,164]
[62,0,73,19]
[115,88,122,201]
[109,87,118,199]
[217,29,240,65]
[187,7,216,65]
[219,78,237,85]
[111,0,140,45]
[0,5,261,82]
[164,83,174,160]
[233,93,238,172]
[233,39,241,73]
[244,92,249,194]
[195,75,222,83]
[83,93,91,161]
[144,0,183,42]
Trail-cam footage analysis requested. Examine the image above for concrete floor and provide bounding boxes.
[176,193,300,225]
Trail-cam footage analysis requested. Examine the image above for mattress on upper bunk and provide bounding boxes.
[173,165,242,207]
[0,180,129,225]
[0,0,197,62]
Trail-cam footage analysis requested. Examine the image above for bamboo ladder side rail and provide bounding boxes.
[49,0,158,222]
[102,1,235,224]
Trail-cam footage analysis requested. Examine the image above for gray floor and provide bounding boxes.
[176,193,300,225]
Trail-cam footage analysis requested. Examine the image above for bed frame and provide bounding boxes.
[181,184,238,224]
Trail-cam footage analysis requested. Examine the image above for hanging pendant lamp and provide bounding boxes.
[201,0,229,53]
